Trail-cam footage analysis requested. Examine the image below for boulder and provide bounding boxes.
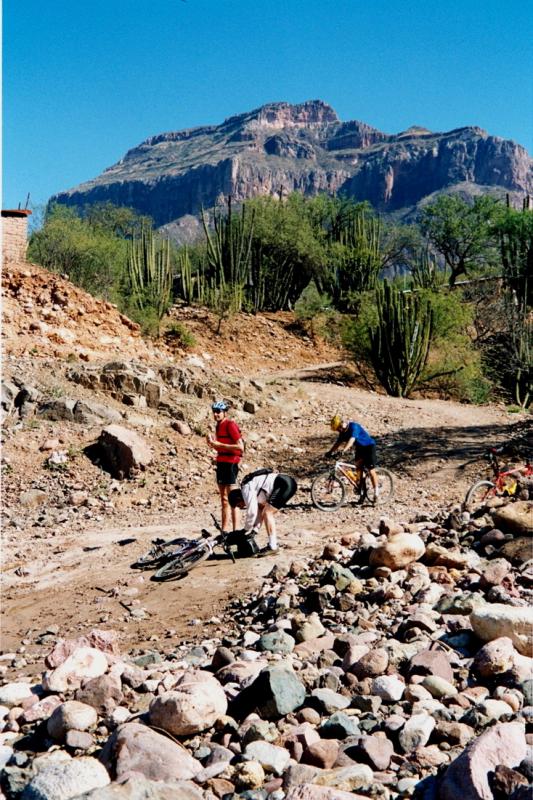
[472,637,516,678]
[398,713,435,753]
[42,647,108,692]
[369,533,425,570]
[285,787,366,800]
[21,756,109,800]
[96,424,153,479]
[407,649,454,683]
[47,701,97,741]
[100,721,202,782]
[491,501,533,537]
[233,666,306,720]
[470,604,533,656]
[149,671,227,735]
[439,721,527,800]
[0,682,35,706]
[75,672,124,713]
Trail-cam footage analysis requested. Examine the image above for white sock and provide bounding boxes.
[268,532,278,551]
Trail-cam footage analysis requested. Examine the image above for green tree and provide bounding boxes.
[246,194,326,310]
[27,204,127,299]
[420,195,500,286]
[83,202,153,239]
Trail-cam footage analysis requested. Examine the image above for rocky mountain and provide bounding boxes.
[52,100,533,234]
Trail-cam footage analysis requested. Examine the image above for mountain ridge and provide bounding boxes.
[51,99,533,234]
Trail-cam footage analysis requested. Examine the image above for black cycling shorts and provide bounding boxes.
[356,444,377,469]
[268,474,297,509]
[216,462,239,486]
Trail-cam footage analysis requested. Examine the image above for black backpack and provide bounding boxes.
[224,529,259,557]
[241,468,273,486]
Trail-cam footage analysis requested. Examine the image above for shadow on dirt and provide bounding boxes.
[279,418,532,481]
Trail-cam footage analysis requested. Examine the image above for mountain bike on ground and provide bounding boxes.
[130,515,258,581]
[311,460,394,511]
[464,446,532,511]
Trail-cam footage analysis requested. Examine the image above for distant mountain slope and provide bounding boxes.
[52,100,533,233]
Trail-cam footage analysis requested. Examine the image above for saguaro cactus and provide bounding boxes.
[370,280,434,397]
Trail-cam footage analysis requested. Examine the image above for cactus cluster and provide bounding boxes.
[370,280,433,397]
[126,227,173,331]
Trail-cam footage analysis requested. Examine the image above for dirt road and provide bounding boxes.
[2,376,529,668]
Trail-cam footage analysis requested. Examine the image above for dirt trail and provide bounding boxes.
[2,374,528,668]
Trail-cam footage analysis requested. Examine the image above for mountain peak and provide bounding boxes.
[224,99,339,130]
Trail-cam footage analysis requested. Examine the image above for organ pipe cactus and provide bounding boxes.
[127,227,173,332]
[370,280,434,397]
[201,197,255,309]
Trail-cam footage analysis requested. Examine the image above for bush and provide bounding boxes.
[165,321,197,349]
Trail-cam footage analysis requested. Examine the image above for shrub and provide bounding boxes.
[165,321,197,349]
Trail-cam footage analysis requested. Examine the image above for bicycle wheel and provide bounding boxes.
[364,468,394,505]
[310,472,346,511]
[464,480,497,511]
[152,542,211,581]
[130,538,190,570]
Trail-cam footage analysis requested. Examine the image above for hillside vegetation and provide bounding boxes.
[29,192,532,408]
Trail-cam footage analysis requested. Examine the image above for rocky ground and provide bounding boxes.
[1,260,532,799]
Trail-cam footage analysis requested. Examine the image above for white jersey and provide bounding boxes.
[241,472,279,532]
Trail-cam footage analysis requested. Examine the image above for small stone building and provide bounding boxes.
[1,209,32,263]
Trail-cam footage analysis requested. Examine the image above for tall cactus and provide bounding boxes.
[201,196,255,310]
[127,227,172,330]
[369,280,434,397]
[328,206,382,308]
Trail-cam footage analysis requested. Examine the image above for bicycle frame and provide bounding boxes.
[334,460,365,491]
[486,448,532,494]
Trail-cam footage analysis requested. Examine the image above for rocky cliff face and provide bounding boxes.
[52,100,533,229]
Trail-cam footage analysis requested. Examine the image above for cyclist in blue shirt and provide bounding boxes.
[326,415,379,499]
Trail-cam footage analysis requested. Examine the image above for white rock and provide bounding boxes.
[244,741,291,776]
[372,675,405,701]
[42,647,108,692]
[470,604,533,656]
[0,682,34,706]
[47,701,97,740]
[149,671,228,735]
[398,713,436,753]
[22,756,109,800]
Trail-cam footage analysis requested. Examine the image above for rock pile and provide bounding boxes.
[0,495,532,800]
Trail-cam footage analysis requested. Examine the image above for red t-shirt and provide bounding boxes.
[216,418,242,464]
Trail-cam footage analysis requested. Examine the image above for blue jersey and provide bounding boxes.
[338,422,375,447]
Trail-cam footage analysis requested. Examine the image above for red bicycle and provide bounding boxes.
[464,447,532,510]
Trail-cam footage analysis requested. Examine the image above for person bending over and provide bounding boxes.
[326,415,379,499]
[206,401,244,532]
[228,471,297,554]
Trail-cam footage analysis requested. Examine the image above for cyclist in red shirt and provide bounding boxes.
[206,401,244,532]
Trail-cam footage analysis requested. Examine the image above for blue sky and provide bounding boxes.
[3,0,532,211]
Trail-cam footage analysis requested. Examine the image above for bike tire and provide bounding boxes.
[130,538,190,570]
[364,467,395,505]
[464,480,497,511]
[310,472,346,511]
[152,542,211,581]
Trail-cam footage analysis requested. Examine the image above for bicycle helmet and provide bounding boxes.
[330,414,342,432]
[228,488,244,507]
[212,401,228,412]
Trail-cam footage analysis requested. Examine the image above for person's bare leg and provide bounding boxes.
[230,486,240,531]
[219,485,231,532]
[262,505,278,550]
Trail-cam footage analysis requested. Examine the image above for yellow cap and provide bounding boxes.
[330,415,342,432]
